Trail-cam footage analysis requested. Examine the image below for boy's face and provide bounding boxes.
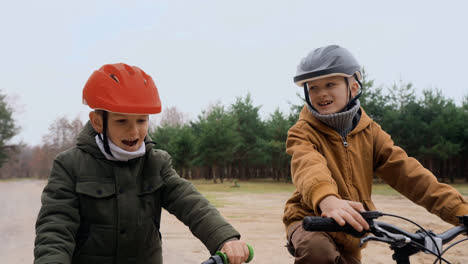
[90,111,149,152]
[306,76,359,115]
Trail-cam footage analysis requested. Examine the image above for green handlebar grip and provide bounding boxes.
[215,251,229,263]
[215,244,254,264]
[246,244,254,262]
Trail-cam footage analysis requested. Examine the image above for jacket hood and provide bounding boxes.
[298,105,372,138]
[76,121,154,159]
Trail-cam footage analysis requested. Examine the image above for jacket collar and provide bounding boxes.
[298,105,372,138]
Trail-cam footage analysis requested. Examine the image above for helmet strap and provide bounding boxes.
[342,73,363,111]
[345,77,352,107]
[303,83,318,112]
[99,111,113,156]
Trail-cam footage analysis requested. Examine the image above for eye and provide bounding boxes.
[137,119,148,124]
[326,82,336,87]
[115,119,127,124]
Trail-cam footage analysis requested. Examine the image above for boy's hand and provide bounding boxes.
[220,240,249,264]
[319,195,370,232]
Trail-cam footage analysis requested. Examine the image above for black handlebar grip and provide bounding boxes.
[302,216,367,238]
[360,211,383,220]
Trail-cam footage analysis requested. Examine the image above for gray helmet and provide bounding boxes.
[294,45,363,112]
[294,45,362,86]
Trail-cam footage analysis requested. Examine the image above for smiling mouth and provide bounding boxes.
[122,139,139,146]
[318,100,333,106]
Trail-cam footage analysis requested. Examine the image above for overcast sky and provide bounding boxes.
[2,0,467,146]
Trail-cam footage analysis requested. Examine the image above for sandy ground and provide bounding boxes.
[1,179,467,263]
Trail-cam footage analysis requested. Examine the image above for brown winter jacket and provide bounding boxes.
[283,105,468,258]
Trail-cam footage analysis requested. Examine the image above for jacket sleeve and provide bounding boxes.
[34,155,80,264]
[158,152,240,255]
[286,121,341,213]
[373,123,468,225]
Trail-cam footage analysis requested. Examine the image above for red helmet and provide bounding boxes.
[83,63,162,114]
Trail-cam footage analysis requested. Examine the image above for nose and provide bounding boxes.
[128,122,139,137]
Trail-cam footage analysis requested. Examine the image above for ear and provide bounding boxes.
[89,111,103,133]
[350,79,360,98]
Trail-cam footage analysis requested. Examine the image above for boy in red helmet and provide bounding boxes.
[283,45,468,263]
[34,63,251,264]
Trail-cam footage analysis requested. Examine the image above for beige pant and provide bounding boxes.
[287,222,361,264]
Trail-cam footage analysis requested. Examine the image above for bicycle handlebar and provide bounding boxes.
[201,244,254,264]
[302,214,367,237]
[302,211,383,237]
[302,211,468,263]
[303,211,468,244]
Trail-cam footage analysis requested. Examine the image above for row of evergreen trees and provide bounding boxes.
[361,77,467,182]
[150,74,467,182]
[1,74,466,181]
[151,93,295,182]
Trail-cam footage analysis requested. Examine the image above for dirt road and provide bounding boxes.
[1,179,467,263]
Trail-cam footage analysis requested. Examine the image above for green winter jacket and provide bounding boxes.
[34,122,240,264]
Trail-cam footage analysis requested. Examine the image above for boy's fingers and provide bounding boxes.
[348,208,369,230]
[330,212,346,226]
[347,201,369,230]
[226,248,240,264]
[349,201,365,212]
[341,211,363,232]
[224,241,249,264]
[243,244,250,262]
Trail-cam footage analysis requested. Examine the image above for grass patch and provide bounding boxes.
[192,179,468,197]
[0,178,43,182]
[191,178,295,194]
[0,178,29,182]
[202,193,227,208]
[372,183,400,196]
[0,178,17,182]
[448,184,468,196]
[372,183,468,196]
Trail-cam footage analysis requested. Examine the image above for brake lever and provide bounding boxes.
[362,222,411,248]
[360,235,396,247]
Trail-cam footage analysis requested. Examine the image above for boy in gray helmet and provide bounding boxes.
[283,45,468,263]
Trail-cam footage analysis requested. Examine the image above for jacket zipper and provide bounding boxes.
[342,138,350,162]
[343,136,359,201]
[343,137,352,183]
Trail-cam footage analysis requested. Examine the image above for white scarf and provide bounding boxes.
[95,134,146,161]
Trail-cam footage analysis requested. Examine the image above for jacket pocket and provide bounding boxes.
[73,224,117,259]
[73,254,114,264]
[76,181,116,198]
[138,175,163,220]
[138,174,163,195]
[73,222,91,257]
[139,218,163,250]
[76,181,117,225]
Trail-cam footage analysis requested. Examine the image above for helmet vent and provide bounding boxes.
[123,64,135,75]
[109,74,120,83]
[143,79,147,85]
